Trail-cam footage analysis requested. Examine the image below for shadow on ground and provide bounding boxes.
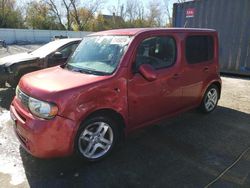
[20,106,250,188]
[0,87,15,110]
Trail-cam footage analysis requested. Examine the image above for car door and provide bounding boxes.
[128,35,182,128]
[182,35,215,108]
[47,42,79,67]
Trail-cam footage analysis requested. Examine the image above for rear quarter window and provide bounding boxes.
[185,35,214,64]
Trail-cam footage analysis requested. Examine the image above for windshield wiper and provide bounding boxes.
[77,68,108,76]
[65,64,108,76]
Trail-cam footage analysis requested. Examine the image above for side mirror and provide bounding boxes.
[139,64,157,81]
[53,51,63,59]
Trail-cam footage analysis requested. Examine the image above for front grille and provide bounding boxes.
[17,88,29,108]
[16,130,27,146]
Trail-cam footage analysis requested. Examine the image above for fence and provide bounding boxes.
[0,28,92,44]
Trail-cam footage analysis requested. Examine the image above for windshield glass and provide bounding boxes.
[30,40,71,57]
[66,35,131,75]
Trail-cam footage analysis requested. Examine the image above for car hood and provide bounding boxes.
[19,66,112,99]
[0,52,39,66]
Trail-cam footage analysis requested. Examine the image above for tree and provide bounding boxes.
[163,0,173,27]
[44,0,103,31]
[25,1,61,30]
[147,0,163,27]
[108,0,126,20]
[45,0,66,30]
[125,0,146,27]
[70,0,103,31]
[125,0,137,23]
[0,0,24,28]
[91,13,107,31]
[44,0,73,30]
[107,0,148,28]
[71,7,94,31]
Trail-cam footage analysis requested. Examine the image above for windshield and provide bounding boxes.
[66,35,131,75]
[30,40,73,57]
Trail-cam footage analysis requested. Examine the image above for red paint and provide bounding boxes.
[186,8,195,18]
[10,28,221,158]
[139,64,157,81]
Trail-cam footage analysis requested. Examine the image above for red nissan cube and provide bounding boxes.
[10,28,221,161]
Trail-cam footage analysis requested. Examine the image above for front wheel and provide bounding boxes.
[199,85,219,113]
[75,116,119,162]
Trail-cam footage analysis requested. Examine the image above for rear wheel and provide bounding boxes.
[75,116,119,162]
[199,85,219,113]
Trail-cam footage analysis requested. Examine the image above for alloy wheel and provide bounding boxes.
[204,88,218,112]
[78,121,114,159]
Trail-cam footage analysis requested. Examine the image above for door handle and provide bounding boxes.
[203,67,209,72]
[172,73,180,79]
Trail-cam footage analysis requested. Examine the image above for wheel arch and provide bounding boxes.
[199,80,222,106]
[202,80,221,99]
[79,108,126,140]
[209,81,221,99]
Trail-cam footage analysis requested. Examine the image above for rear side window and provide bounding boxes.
[185,35,214,64]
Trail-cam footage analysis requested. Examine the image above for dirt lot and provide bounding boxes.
[0,75,249,188]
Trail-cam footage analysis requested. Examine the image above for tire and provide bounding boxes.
[199,84,219,113]
[75,116,119,162]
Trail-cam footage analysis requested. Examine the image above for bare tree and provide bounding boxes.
[126,0,137,22]
[136,1,145,20]
[70,0,103,31]
[69,0,80,30]
[147,0,162,27]
[45,0,66,29]
[62,0,73,30]
[108,0,126,19]
[163,0,172,27]
[44,0,73,30]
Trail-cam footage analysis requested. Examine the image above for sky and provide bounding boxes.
[17,0,180,15]
[102,0,179,15]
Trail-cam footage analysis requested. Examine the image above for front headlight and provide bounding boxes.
[28,97,58,119]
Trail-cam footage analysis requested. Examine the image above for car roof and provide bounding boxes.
[50,38,82,45]
[90,28,216,36]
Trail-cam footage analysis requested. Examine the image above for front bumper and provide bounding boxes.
[10,96,77,158]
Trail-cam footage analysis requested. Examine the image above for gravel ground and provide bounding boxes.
[0,76,249,188]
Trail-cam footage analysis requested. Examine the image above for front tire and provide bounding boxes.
[199,85,219,113]
[75,116,119,162]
